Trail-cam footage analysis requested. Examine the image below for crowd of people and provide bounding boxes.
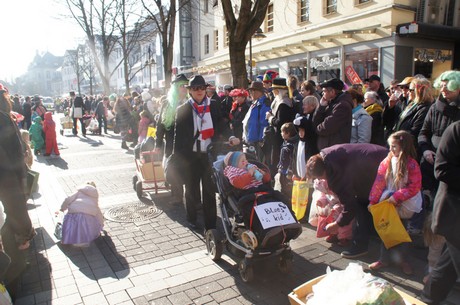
[0,67,459,304]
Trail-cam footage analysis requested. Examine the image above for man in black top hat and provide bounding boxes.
[173,75,237,230]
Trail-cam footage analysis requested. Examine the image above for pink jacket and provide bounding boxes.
[369,156,422,205]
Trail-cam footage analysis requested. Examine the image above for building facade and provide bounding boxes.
[187,0,460,87]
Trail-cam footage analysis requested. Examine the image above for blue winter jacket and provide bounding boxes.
[245,95,271,143]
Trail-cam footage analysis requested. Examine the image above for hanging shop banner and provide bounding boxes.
[345,65,363,85]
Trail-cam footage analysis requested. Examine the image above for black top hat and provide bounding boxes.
[320,78,344,91]
[271,78,288,89]
[186,75,209,88]
[247,81,266,92]
[172,73,189,84]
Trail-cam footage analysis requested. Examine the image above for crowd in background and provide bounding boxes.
[0,67,459,304]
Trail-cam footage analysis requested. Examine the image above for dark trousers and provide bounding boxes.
[73,118,86,135]
[422,240,460,305]
[352,198,374,250]
[97,116,107,134]
[184,152,216,230]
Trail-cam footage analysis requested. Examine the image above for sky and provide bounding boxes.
[0,0,84,82]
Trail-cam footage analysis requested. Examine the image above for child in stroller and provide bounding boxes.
[208,145,302,282]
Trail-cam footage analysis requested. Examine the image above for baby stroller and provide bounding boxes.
[206,143,302,282]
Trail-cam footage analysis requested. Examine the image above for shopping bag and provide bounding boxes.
[291,180,310,220]
[147,125,156,138]
[72,106,83,118]
[369,199,412,249]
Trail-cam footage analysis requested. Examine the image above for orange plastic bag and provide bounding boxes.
[291,180,310,220]
[369,199,412,249]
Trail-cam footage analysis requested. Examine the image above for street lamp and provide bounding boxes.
[249,28,266,81]
[145,46,156,89]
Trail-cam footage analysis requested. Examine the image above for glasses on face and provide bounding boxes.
[409,88,415,92]
[191,86,207,91]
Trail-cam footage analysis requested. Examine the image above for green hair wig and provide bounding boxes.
[433,70,460,91]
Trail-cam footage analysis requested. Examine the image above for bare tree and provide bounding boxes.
[221,0,270,88]
[140,0,180,90]
[65,0,120,94]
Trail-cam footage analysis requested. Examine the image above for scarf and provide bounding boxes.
[271,95,293,116]
[190,97,214,141]
[365,103,383,116]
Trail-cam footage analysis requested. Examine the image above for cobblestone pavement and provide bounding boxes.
[14,115,460,305]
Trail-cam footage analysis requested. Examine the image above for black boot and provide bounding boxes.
[121,141,129,149]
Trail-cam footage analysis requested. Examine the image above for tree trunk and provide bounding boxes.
[229,43,249,88]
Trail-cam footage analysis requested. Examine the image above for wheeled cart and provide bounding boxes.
[132,150,169,198]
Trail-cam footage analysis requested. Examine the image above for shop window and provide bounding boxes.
[344,49,379,85]
[310,53,341,84]
[298,0,310,24]
[204,34,209,55]
[355,0,371,5]
[414,48,453,80]
[214,30,219,51]
[265,3,274,33]
[323,0,337,15]
[212,0,218,8]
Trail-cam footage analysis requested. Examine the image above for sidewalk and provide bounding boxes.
[14,118,459,305]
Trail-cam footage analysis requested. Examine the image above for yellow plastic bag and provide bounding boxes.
[147,125,156,138]
[369,199,412,249]
[291,180,310,220]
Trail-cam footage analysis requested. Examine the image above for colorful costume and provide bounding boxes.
[29,116,44,154]
[43,112,60,156]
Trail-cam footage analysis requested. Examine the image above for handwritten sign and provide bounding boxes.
[254,201,296,229]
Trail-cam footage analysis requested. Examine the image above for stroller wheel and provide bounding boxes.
[132,175,138,191]
[135,181,143,198]
[238,258,254,283]
[205,229,223,261]
[278,256,293,274]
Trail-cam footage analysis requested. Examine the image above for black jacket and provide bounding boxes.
[432,121,460,247]
[418,95,460,155]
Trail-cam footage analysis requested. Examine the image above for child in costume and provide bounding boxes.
[29,116,44,155]
[43,112,60,156]
[59,181,104,247]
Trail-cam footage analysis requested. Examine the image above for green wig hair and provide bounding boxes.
[162,81,188,130]
[433,70,460,91]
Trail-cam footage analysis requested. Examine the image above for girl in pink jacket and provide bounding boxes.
[368,130,422,275]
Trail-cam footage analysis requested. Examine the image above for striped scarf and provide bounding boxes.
[190,98,214,140]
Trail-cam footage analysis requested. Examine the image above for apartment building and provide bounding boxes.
[187,0,460,87]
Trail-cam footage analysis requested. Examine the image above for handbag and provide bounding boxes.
[369,199,412,249]
[291,180,310,220]
[73,106,83,118]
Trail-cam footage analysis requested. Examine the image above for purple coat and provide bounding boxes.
[321,143,388,226]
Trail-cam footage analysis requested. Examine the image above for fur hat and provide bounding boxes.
[224,151,244,167]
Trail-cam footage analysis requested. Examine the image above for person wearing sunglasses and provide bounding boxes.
[173,75,239,231]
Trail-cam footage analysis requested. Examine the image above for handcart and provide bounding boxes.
[132,150,169,198]
[60,116,73,136]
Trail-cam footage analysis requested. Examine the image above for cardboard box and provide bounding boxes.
[139,161,165,182]
[288,274,426,305]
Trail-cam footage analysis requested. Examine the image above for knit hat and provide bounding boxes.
[224,151,244,167]
[263,70,278,83]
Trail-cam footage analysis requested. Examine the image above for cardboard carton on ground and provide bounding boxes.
[288,274,426,305]
[139,161,164,181]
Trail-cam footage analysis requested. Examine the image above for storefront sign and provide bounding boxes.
[310,56,341,69]
[417,49,452,63]
[345,66,363,85]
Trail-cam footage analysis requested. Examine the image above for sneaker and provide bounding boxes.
[341,247,368,259]
[369,261,389,271]
[325,235,339,243]
[400,262,413,275]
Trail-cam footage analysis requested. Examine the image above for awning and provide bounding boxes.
[396,22,460,42]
